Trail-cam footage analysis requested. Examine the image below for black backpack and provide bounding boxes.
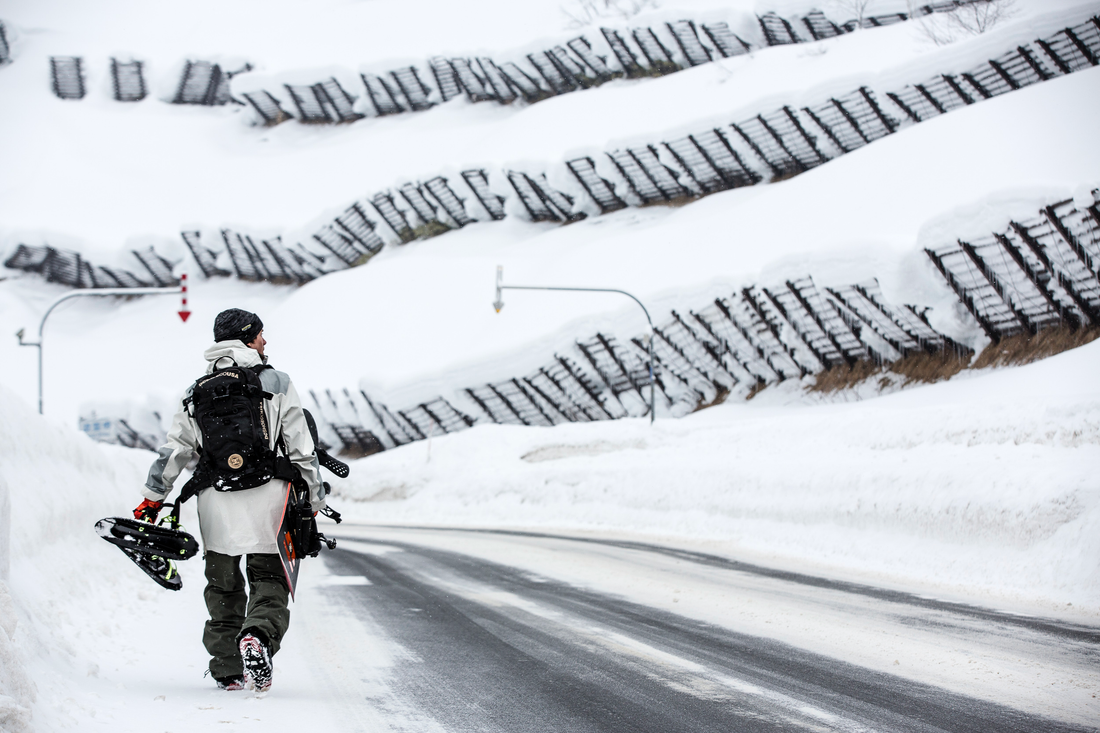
[185,360,285,492]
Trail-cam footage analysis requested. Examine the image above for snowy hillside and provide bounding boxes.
[1,0,1099,728]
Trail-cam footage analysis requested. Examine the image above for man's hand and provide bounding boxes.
[133,498,163,523]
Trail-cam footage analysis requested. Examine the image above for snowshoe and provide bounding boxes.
[94,517,200,560]
[119,546,182,591]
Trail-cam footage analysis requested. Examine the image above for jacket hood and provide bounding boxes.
[203,341,266,373]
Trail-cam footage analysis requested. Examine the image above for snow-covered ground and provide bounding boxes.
[0,337,1097,731]
[2,0,1099,729]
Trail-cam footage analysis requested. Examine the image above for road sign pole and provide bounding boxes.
[16,282,186,415]
[493,266,658,424]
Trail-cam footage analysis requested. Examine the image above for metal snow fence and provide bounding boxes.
[925,243,1028,341]
[963,234,1071,332]
[423,176,473,227]
[802,88,896,154]
[370,192,415,242]
[466,380,557,426]
[330,424,385,457]
[774,277,867,367]
[285,84,327,121]
[462,169,506,221]
[50,57,85,100]
[641,328,711,407]
[758,12,801,46]
[731,108,826,178]
[110,58,147,102]
[695,295,802,381]
[666,20,712,67]
[565,157,627,214]
[606,146,689,204]
[285,79,360,123]
[526,361,607,421]
[181,231,230,278]
[506,171,580,222]
[361,73,404,115]
[317,78,361,121]
[4,245,152,289]
[429,57,462,102]
[451,58,494,101]
[684,304,774,385]
[476,58,517,102]
[130,246,178,286]
[398,398,476,437]
[575,334,647,418]
[1037,19,1100,73]
[527,50,578,94]
[247,236,315,284]
[567,37,615,81]
[312,223,370,267]
[390,66,434,111]
[632,27,679,74]
[5,244,51,273]
[1010,204,1100,324]
[662,130,760,193]
[0,22,9,64]
[342,390,413,448]
[174,61,250,105]
[333,202,386,256]
[660,312,740,390]
[754,285,831,371]
[601,27,646,77]
[802,10,844,41]
[495,62,545,102]
[221,230,270,281]
[398,183,440,226]
[828,282,931,357]
[242,91,292,125]
[700,22,750,58]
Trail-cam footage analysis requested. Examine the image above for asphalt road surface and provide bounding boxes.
[305,525,1099,733]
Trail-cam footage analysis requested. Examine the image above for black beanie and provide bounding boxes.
[213,309,264,344]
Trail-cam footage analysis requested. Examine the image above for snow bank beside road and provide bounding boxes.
[0,385,193,730]
[332,339,1100,621]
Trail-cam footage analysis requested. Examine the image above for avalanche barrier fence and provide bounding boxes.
[306,192,1100,458]
[11,14,1098,290]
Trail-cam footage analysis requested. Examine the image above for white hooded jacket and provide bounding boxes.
[143,341,325,556]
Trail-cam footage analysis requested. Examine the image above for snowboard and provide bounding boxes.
[275,481,301,600]
[94,516,199,591]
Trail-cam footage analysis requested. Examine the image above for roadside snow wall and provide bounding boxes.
[0,385,184,731]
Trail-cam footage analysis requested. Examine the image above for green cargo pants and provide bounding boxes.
[203,551,290,679]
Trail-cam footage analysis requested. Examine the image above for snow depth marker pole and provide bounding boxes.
[16,280,187,415]
[179,273,191,322]
[494,265,657,424]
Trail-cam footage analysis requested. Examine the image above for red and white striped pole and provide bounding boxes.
[178,273,192,323]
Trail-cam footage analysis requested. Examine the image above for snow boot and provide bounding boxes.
[238,631,272,692]
[215,674,246,691]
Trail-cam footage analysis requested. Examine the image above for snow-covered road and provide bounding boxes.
[301,525,1099,732]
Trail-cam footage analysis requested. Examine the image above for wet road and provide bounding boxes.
[308,525,1099,732]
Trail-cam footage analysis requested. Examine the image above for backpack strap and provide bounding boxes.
[211,355,238,371]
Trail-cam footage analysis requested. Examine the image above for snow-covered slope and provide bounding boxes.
[330,338,1100,619]
[1,0,1099,728]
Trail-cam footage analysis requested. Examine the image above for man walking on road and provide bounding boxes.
[133,309,326,692]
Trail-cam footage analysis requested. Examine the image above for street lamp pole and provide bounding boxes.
[494,266,657,424]
[16,284,186,415]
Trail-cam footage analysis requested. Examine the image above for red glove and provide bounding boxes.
[133,499,163,523]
